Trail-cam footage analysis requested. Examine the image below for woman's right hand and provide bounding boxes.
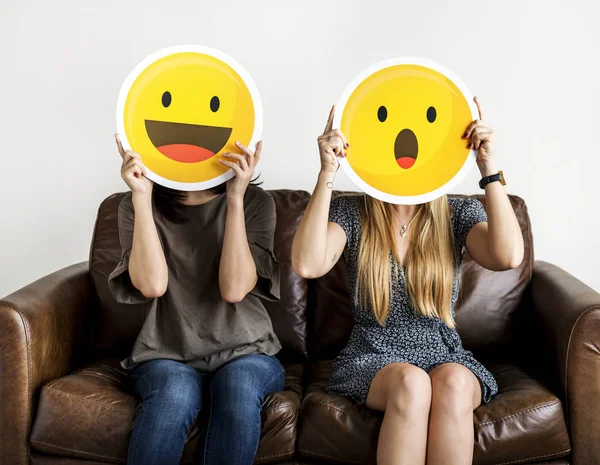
[317,106,349,174]
[116,134,153,196]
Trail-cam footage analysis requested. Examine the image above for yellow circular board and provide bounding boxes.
[334,58,478,204]
[116,45,262,191]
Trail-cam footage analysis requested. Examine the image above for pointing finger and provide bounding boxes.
[474,96,485,120]
[115,134,126,158]
[323,105,335,135]
[254,140,262,165]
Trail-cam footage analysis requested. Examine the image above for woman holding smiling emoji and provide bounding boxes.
[110,135,283,465]
[292,96,524,465]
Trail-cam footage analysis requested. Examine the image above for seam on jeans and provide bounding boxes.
[30,439,122,461]
[494,449,571,465]
[127,373,152,463]
[259,366,285,406]
[203,377,214,465]
[474,400,560,427]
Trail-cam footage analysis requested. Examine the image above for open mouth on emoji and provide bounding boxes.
[394,129,418,169]
[145,120,232,163]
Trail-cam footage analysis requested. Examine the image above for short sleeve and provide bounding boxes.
[107,194,151,305]
[451,197,488,257]
[246,191,280,301]
[328,195,360,248]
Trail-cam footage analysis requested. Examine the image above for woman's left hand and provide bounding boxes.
[220,140,262,201]
[463,97,496,175]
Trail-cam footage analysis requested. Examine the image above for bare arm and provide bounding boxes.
[292,107,348,279]
[116,134,168,298]
[129,193,169,298]
[219,197,258,303]
[463,98,524,271]
[217,141,263,303]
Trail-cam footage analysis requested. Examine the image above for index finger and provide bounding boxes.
[254,140,262,165]
[322,105,335,135]
[474,96,485,120]
[115,134,126,158]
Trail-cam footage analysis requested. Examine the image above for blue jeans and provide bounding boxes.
[127,354,285,465]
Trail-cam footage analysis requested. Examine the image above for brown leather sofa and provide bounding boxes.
[1,190,599,465]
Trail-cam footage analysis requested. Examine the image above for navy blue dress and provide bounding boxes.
[326,195,498,404]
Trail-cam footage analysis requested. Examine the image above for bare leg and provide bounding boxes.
[366,363,432,465]
[426,363,482,465]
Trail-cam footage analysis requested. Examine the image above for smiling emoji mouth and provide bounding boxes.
[145,120,232,163]
[394,128,419,169]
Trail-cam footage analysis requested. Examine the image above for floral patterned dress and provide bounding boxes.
[326,195,498,404]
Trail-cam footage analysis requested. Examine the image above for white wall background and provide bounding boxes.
[1,0,599,297]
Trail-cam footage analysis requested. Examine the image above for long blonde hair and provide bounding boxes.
[356,195,456,327]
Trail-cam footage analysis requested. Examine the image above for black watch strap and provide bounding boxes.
[479,170,506,189]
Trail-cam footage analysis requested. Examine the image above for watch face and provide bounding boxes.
[499,170,506,185]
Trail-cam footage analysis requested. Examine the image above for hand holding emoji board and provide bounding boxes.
[117,45,262,191]
[333,58,478,204]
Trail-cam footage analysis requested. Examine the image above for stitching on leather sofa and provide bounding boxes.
[305,399,381,423]
[30,438,122,461]
[297,447,367,465]
[564,304,600,412]
[475,400,560,427]
[255,450,295,461]
[42,385,135,414]
[495,448,571,465]
[2,304,34,457]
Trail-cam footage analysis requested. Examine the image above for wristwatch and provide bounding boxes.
[479,170,506,189]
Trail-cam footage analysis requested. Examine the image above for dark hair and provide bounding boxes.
[152,176,263,224]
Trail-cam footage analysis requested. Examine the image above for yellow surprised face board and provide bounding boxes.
[116,45,262,191]
[333,58,478,205]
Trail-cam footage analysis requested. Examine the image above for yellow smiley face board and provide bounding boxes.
[116,45,262,191]
[333,58,478,204]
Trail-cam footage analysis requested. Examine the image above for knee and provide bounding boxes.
[211,377,263,417]
[430,365,474,415]
[140,361,202,411]
[384,365,432,414]
[214,355,284,395]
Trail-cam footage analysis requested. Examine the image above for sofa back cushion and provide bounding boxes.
[307,193,534,360]
[89,190,311,362]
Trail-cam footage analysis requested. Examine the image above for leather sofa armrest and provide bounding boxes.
[0,262,91,465]
[528,260,600,465]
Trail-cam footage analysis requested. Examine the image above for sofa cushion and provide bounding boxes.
[90,190,311,362]
[30,358,302,464]
[297,360,570,465]
[307,194,534,360]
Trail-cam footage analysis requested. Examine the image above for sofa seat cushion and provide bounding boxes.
[298,360,570,465]
[30,358,302,464]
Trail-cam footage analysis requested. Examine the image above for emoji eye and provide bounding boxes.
[427,106,436,123]
[377,106,387,122]
[162,91,171,108]
[210,96,220,112]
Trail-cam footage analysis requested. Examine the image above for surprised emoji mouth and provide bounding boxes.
[394,128,418,169]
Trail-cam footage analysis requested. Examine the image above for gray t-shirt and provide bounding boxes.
[108,186,282,372]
